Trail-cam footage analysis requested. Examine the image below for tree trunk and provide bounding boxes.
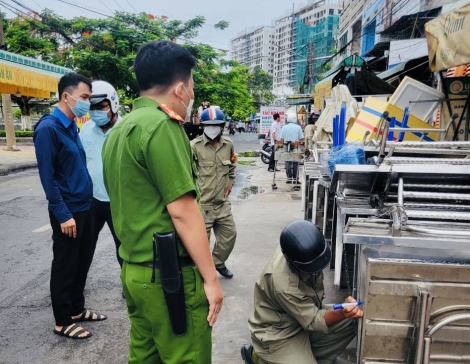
[21,115,31,130]
[11,95,32,130]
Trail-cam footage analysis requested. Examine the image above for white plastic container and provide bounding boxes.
[388,76,444,122]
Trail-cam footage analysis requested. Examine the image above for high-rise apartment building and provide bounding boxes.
[230,0,342,101]
[272,0,341,97]
[230,26,275,74]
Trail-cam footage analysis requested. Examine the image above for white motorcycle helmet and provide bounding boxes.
[90,80,120,114]
[286,111,297,123]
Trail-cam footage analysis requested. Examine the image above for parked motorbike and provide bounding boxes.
[260,138,273,164]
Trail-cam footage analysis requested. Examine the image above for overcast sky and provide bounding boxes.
[1,0,310,51]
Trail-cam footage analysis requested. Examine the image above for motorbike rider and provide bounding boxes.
[229,120,236,135]
[241,220,362,364]
[80,80,123,269]
[191,106,237,279]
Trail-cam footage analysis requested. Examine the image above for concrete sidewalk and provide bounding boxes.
[0,145,37,176]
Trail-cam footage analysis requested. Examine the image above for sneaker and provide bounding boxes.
[241,344,256,364]
[216,267,233,279]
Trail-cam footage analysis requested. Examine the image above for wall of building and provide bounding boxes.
[230,26,275,73]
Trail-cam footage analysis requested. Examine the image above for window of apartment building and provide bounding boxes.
[329,9,334,15]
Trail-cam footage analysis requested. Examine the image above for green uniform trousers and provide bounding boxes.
[252,319,356,364]
[121,262,211,364]
[202,201,237,269]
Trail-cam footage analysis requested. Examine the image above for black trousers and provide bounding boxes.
[49,209,94,326]
[268,146,276,170]
[92,198,123,268]
[285,161,299,181]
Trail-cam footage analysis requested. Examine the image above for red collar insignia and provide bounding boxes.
[158,104,185,123]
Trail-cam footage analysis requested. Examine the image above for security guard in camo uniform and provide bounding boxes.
[191,106,237,279]
[241,220,363,364]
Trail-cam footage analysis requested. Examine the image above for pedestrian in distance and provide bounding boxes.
[268,113,282,172]
[304,117,316,161]
[241,220,363,364]
[102,40,224,364]
[79,80,123,270]
[34,72,107,340]
[191,106,237,279]
[237,120,244,133]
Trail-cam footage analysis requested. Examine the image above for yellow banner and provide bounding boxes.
[0,62,59,97]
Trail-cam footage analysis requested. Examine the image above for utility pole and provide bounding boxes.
[0,10,17,151]
[307,38,314,94]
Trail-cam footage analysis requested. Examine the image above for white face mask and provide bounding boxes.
[179,85,194,123]
[204,125,222,140]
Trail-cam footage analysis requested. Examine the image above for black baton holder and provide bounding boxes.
[152,232,187,336]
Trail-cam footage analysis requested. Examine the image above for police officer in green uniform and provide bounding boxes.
[191,106,237,279]
[241,220,363,364]
[102,40,224,364]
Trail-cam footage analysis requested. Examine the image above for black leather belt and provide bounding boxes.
[130,255,194,269]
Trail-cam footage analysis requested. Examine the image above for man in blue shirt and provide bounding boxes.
[80,80,122,269]
[280,112,304,184]
[34,73,107,340]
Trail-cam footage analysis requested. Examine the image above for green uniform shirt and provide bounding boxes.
[102,97,198,263]
[190,134,236,206]
[248,247,329,346]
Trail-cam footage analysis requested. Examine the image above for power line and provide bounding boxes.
[111,0,125,12]
[0,0,31,19]
[8,0,230,54]
[10,0,38,14]
[123,0,137,12]
[98,0,113,13]
[56,0,111,17]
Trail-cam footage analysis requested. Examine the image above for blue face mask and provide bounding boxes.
[90,110,111,126]
[67,93,90,118]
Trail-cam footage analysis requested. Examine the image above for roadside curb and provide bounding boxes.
[0,162,37,176]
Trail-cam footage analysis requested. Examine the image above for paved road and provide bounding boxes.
[0,132,352,364]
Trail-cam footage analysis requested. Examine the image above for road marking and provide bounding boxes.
[33,224,51,233]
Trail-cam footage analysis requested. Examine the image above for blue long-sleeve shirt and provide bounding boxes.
[34,107,93,223]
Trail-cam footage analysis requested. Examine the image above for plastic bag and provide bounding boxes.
[327,142,365,176]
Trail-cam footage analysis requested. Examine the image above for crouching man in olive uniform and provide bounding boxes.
[241,220,363,364]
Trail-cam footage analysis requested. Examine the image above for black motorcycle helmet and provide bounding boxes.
[280,220,331,274]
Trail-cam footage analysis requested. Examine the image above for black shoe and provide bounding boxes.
[241,344,255,364]
[216,267,233,279]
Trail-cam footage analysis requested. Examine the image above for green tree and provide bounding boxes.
[247,66,275,109]
[186,45,255,120]
[4,11,256,124]
[4,15,61,129]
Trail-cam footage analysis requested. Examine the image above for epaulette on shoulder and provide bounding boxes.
[222,135,234,144]
[158,104,184,123]
[191,135,203,144]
